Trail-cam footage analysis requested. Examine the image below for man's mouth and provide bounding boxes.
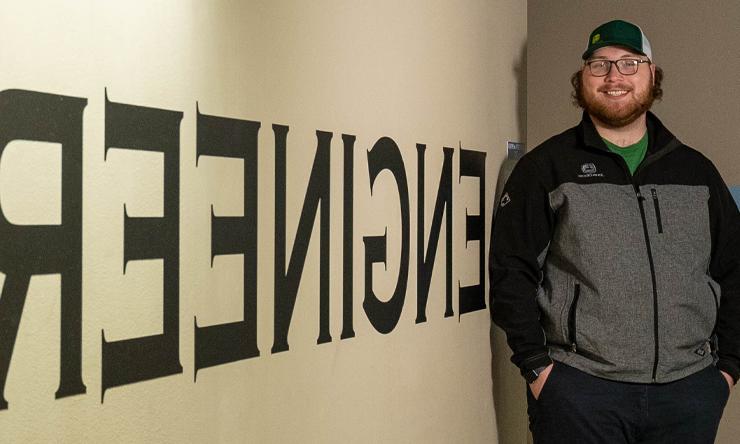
[603,89,629,97]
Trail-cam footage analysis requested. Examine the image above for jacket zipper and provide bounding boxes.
[568,283,581,352]
[610,151,661,382]
[635,186,661,382]
[587,126,682,383]
[651,188,663,233]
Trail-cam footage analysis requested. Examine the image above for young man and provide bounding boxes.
[490,20,740,443]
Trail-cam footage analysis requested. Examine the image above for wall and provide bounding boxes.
[527,1,740,443]
[527,0,739,185]
[0,0,526,442]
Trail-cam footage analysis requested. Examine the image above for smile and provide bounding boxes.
[605,90,629,96]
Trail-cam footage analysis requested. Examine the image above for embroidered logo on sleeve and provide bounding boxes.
[500,192,511,207]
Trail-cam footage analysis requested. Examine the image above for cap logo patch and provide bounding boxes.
[592,34,601,44]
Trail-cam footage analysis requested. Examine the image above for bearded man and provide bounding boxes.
[490,19,740,443]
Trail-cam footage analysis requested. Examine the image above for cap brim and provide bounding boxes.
[582,41,646,59]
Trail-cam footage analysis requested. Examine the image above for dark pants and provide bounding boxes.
[526,362,730,444]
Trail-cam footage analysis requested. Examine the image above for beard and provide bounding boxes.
[580,76,656,128]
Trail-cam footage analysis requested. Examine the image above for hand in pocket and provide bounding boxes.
[529,363,555,400]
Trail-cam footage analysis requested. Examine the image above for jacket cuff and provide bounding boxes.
[519,352,553,378]
[717,358,739,385]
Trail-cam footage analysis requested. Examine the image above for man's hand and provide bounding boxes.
[529,363,554,400]
[721,370,734,393]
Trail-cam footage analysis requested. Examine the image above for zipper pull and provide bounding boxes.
[571,343,577,353]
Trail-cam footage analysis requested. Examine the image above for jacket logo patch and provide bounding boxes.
[578,163,604,178]
[695,344,708,357]
[500,192,511,207]
[581,163,597,174]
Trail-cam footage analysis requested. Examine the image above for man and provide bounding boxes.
[490,19,740,443]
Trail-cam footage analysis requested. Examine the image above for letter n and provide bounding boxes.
[272,125,332,353]
[416,145,453,322]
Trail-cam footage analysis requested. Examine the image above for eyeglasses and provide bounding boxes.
[585,58,651,76]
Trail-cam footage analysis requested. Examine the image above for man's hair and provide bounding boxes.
[570,66,664,108]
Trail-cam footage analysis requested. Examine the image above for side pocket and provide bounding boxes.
[715,367,731,402]
[567,283,581,352]
[708,281,720,331]
[651,188,663,234]
[535,362,559,403]
[705,281,721,359]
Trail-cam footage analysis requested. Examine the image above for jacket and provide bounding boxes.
[490,112,740,384]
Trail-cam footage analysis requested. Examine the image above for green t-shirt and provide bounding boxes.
[602,131,648,175]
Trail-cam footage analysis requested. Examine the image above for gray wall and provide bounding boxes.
[527,1,740,442]
[528,0,740,185]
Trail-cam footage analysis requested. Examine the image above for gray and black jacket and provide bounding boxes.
[490,112,740,384]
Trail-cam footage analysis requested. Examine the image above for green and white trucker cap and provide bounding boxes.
[582,19,653,61]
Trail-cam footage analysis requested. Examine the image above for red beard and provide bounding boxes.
[581,80,655,128]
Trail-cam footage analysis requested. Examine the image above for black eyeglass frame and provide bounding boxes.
[584,58,651,77]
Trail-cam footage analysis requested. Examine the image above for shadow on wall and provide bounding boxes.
[490,41,531,444]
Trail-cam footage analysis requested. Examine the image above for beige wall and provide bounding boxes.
[527,1,740,443]
[0,0,526,442]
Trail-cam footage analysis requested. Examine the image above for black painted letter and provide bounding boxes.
[101,91,183,399]
[194,107,261,379]
[416,145,453,322]
[459,148,486,315]
[0,89,87,410]
[272,126,332,353]
[363,137,410,334]
[341,134,356,339]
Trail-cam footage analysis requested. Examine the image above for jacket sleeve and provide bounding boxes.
[707,162,740,383]
[489,155,555,376]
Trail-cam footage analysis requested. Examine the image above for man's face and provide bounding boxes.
[581,46,657,128]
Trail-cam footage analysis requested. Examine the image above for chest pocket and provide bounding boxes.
[644,185,711,269]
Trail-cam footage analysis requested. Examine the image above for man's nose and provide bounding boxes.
[604,62,623,81]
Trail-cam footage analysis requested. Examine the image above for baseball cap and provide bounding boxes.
[582,20,653,61]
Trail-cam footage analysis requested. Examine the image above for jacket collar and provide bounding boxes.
[578,111,682,156]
